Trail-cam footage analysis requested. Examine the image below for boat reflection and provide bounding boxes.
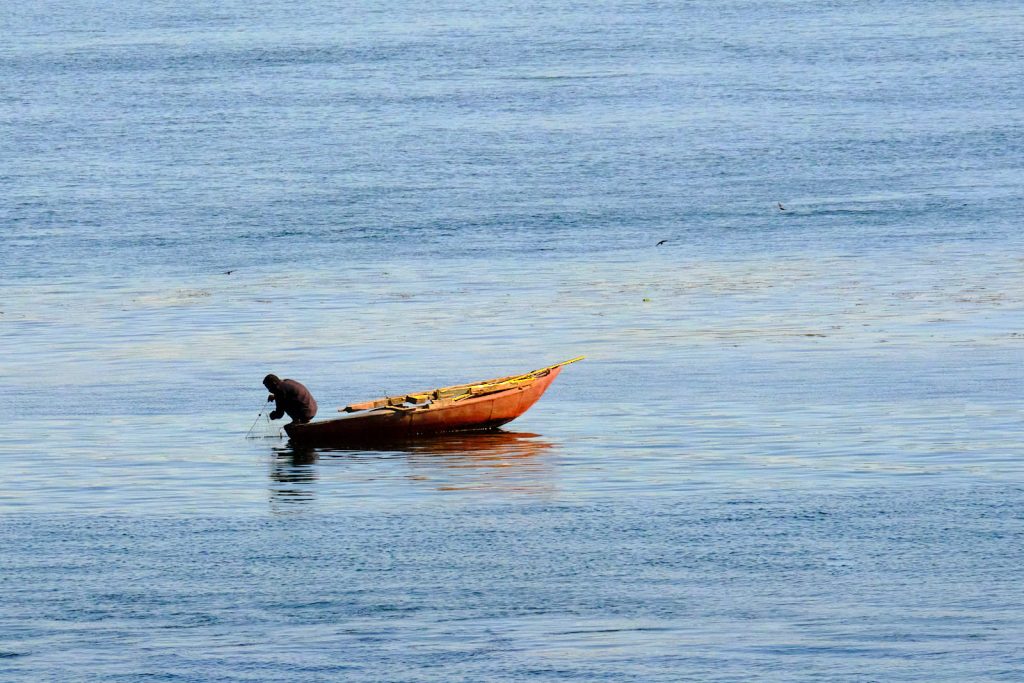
[268,430,556,508]
[267,450,318,513]
[399,431,556,494]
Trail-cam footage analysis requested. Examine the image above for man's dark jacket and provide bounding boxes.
[270,379,318,423]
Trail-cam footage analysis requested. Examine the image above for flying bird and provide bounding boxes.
[224,270,236,275]
[656,240,668,246]
[777,202,786,211]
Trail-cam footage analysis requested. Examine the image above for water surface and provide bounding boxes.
[2,0,1023,679]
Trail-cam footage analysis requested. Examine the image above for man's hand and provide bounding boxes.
[269,409,283,421]
[267,394,275,402]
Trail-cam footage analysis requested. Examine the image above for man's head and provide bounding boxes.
[263,374,281,391]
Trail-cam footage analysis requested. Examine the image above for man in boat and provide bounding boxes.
[263,374,318,425]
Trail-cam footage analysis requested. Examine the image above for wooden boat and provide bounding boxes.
[284,357,583,446]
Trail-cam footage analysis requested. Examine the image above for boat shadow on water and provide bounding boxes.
[268,430,558,509]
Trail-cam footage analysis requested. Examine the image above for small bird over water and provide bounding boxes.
[656,240,668,247]
[777,202,786,211]
[224,270,236,275]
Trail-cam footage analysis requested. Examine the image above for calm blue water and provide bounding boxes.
[3,0,1024,679]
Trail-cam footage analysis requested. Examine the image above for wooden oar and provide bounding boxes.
[339,356,585,413]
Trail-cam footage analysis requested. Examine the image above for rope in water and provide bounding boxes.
[245,399,271,438]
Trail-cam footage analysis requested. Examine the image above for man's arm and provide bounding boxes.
[268,383,297,421]
[268,393,283,420]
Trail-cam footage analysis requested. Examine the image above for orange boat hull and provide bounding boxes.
[284,366,563,446]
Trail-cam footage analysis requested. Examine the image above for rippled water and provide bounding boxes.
[3,0,1024,679]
